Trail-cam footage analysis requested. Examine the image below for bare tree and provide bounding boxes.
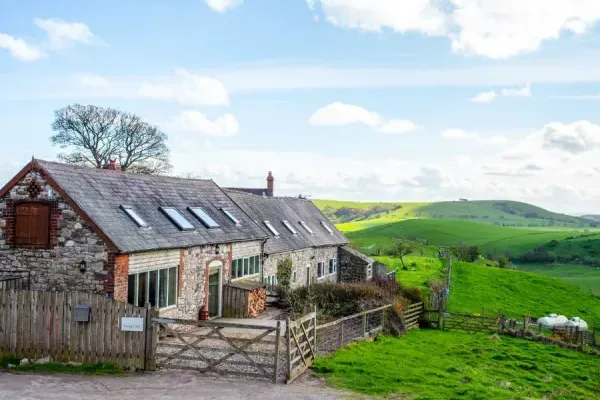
[51,104,171,174]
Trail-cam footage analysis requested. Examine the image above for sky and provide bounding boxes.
[2,0,600,214]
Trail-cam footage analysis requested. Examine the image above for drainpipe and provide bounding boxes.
[260,238,268,284]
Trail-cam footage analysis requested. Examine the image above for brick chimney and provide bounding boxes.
[267,171,274,197]
[102,159,121,171]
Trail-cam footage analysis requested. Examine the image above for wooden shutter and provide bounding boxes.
[15,203,50,247]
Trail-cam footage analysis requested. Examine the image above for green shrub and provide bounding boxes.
[403,286,424,303]
[276,258,293,290]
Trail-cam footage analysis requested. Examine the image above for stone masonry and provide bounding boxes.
[0,171,109,293]
[338,246,373,283]
[263,246,339,289]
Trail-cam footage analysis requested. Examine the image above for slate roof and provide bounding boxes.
[37,161,268,253]
[226,187,270,197]
[225,189,348,255]
[340,246,374,264]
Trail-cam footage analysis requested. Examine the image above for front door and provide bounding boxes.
[208,265,222,318]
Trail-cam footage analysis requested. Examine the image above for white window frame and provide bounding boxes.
[317,262,325,279]
[220,208,240,225]
[128,266,178,310]
[264,275,278,286]
[232,255,261,280]
[366,264,373,280]
[282,220,297,235]
[292,267,298,283]
[120,205,149,228]
[264,220,280,236]
[188,207,219,229]
[299,221,314,235]
[160,206,195,231]
[321,221,334,235]
[328,258,337,275]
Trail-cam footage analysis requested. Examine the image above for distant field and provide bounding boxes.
[374,256,445,293]
[314,199,596,232]
[313,330,600,399]
[447,261,600,324]
[516,263,600,296]
[346,219,577,257]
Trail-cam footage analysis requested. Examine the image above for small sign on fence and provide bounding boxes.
[121,317,144,332]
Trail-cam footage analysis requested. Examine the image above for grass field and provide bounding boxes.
[346,219,577,257]
[314,199,595,232]
[516,263,600,296]
[313,330,600,399]
[374,256,445,293]
[447,262,600,324]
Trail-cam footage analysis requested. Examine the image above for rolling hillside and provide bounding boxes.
[346,219,577,257]
[314,199,596,232]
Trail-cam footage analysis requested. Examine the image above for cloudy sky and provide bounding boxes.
[2,1,600,214]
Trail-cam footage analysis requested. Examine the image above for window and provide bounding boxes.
[220,208,240,225]
[232,255,261,279]
[128,266,177,309]
[264,220,280,236]
[282,220,297,235]
[160,207,194,231]
[321,221,334,235]
[292,267,297,283]
[328,258,337,274]
[120,205,148,228]
[317,262,325,278]
[264,275,278,285]
[299,221,314,235]
[367,264,373,280]
[188,207,219,229]
[14,203,50,247]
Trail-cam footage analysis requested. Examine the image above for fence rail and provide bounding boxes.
[0,289,155,370]
[286,310,316,383]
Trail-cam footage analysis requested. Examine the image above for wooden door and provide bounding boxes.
[14,203,50,247]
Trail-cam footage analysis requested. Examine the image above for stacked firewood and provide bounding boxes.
[247,287,267,317]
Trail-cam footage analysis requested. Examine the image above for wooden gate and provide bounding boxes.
[153,317,282,382]
[286,309,317,384]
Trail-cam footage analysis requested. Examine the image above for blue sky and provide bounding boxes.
[2,0,600,213]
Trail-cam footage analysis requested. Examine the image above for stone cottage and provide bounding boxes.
[0,159,268,320]
[226,190,350,289]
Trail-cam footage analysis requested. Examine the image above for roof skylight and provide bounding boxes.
[160,207,195,231]
[264,220,280,236]
[321,221,334,235]
[282,220,297,235]
[188,207,219,229]
[299,221,314,235]
[220,208,240,225]
[120,205,149,228]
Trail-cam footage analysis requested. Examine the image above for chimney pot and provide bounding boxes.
[102,159,121,171]
[266,171,274,197]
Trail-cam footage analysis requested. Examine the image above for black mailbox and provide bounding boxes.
[74,304,91,322]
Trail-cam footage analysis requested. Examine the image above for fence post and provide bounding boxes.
[312,306,317,355]
[363,310,368,338]
[498,314,505,334]
[273,320,281,384]
[521,316,527,336]
[144,304,157,371]
[286,317,291,382]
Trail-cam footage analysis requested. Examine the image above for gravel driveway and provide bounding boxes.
[0,371,356,400]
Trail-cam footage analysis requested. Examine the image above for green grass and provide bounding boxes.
[446,262,600,325]
[516,263,600,296]
[314,199,596,232]
[313,330,600,399]
[346,219,579,258]
[374,256,445,293]
[0,355,122,375]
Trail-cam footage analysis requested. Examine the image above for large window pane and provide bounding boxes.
[149,270,157,307]
[159,269,168,308]
[137,272,147,307]
[168,267,177,306]
[249,257,255,275]
[232,259,238,278]
[244,258,249,275]
[127,274,136,305]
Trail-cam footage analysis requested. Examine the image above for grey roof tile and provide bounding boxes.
[38,161,267,253]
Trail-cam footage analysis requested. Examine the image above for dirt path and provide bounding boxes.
[0,371,357,400]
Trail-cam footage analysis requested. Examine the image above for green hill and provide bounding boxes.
[447,261,600,324]
[516,263,600,296]
[346,219,577,258]
[314,199,596,232]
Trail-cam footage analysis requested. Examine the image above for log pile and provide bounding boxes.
[247,287,266,317]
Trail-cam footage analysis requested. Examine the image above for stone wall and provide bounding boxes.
[263,246,339,289]
[0,171,109,293]
[339,246,372,283]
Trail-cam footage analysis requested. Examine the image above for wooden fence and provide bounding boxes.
[0,276,28,290]
[0,289,156,370]
[401,302,424,330]
[440,312,499,333]
[222,284,250,318]
[153,317,282,382]
[286,309,316,384]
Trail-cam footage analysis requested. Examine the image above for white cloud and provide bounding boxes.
[308,0,600,59]
[442,128,507,145]
[309,102,419,134]
[0,33,45,62]
[138,69,230,106]
[377,119,420,134]
[174,111,239,136]
[451,155,473,167]
[541,120,600,154]
[74,74,110,88]
[470,91,497,103]
[204,0,243,13]
[34,18,102,49]
[501,82,532,97]
[309,102,381,127]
